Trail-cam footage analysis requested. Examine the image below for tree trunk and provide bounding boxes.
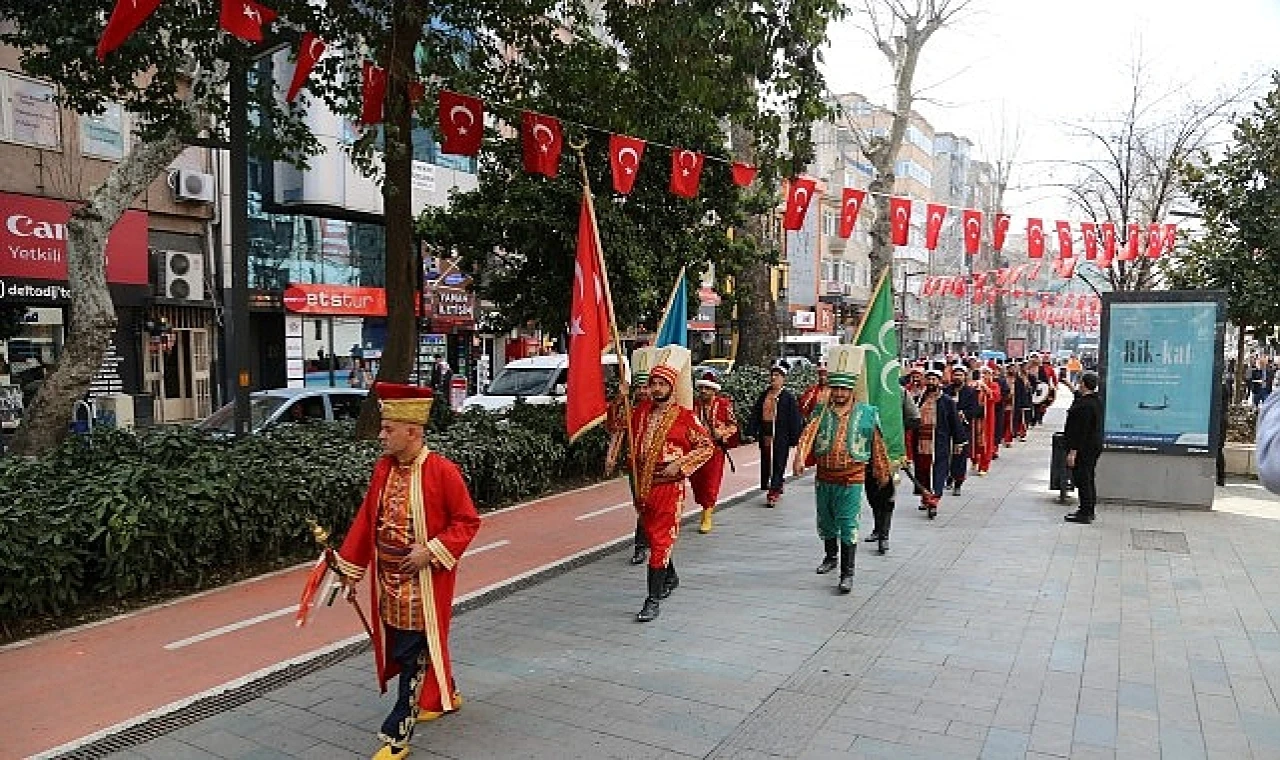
[355,0,428,438]
[8,130,186,456]
[729,121,778,369]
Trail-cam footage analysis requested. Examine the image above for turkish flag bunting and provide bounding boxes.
[839,188,867,238]
[1028,262,1042,281]
[358,61,386,125]
[993,213,1010,252]
[995,268,1009,287]
[889,197,912,246]
[565,196,613,441]
[962,209,983,255]
[608,134,646,195]
[219,0,277,43]
[96,0,162,60]
[1100,222,1116,266]
[1027,218,1045,259]
[925,203,947,250]
[521,111,563,177]
[669,148,704,198]
[1081,222,1098,260]
[285,33,326,103]
[1145,223,1164,259]
[731,163,758,188]
[1056,220,1074,258]
[1162,223,1178,255]
[437,91,484,156]
[1119,223,1141,261]
[783,177,818,231]
[922,277,935,297]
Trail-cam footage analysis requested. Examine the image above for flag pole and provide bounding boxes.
[571,141,638,486]
[854,265,894,342]
[658,265,687,337]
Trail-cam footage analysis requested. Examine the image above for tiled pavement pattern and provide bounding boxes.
[107,406,1280,759]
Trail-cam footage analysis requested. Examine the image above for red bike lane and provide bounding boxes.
[4,451,764,759]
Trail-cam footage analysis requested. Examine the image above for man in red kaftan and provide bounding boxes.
[335,383,481,760]
[690,371,739,534]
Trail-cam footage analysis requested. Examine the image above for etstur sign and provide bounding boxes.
[0,192,149,285]
[282,283,388,316]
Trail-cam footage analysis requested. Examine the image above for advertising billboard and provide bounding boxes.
[1098,291,1226,455]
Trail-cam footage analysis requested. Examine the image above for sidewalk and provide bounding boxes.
[55,404,1280,758]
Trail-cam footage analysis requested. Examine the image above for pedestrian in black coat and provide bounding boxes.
[1063,371,1104,523]
[747,362,804,506]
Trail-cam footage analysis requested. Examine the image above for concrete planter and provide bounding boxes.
[1223,442,1258,477]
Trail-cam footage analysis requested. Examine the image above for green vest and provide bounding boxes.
[813,402,880,463]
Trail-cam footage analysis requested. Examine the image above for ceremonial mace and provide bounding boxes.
[304,519,375,639]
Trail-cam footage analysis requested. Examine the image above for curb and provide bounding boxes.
[39,479,774,759]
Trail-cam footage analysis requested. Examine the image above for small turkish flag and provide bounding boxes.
[1055,220,1073,258]
[1081,222,1098,260]
[1100,222,1117,265]
[1027,262,1042,281]
[921,277,934,297]
[1060,258,1078,279]
[521,111,563,178]
[783,177,817,231]
[437,91,483,156]
[731,163,758,187]
[952,278,966,297]
[1162,223,1178,255]
[839,188,866,238]
[993,213,1010,252]
[358,61,386,125]
[1145,222,1164,259]
[925,203,946,250]
[962,209,983,255]
[96,0,162,60]
[285,33,326,103]
[1027,218,1045,259]
[669,148,704,198]
[995,268,1009,287]
[219,0,277,43]
[889,197,912,246]
[1119,223,1141,261]
[608,134,646,195]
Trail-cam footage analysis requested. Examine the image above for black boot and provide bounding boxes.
[630,545,648,565]
[815,538,838,574]
[878,505,893,555]
[837,542,856,594]
[636,567,663,622]
[659,560,679,599]
[864,506,882,543]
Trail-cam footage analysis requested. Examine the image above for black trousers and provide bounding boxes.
[634,519,648,549]
[865,475,895,537]
[380,627,429,747]
[1071,452,1100,516]
[760,438,790,491]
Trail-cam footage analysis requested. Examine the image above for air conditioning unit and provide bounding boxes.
[171,169,215,203]
[158,250,205,301]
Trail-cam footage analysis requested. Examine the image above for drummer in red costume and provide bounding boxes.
[334,383,481,760]
[610,345,714,623]
[690,371,739,534]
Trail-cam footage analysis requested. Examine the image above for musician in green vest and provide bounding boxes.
[793,345,892,594]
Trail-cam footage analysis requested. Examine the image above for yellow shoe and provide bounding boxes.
[371,745,410,760]
[699,509,713,534]
[417,692,463,723]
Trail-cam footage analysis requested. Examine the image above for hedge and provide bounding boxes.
[0,370,786,631]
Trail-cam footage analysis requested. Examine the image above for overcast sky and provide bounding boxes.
[821,0,1280,218]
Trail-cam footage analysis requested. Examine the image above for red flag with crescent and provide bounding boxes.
[566,196,612,441]
[521,111,563,177]
[731,162,758,187]
[220,0,277,42]
[924,203,946,250]
[783,177,818,231]
[1162,223,1178,255]
[358,61,386,125]
[1028,262,1042,281]
[962,209,983,255]
[1055,220,1073,258]
[1060,258,1078,278]
[295,553,332,627]
[669,148,704,198]
[952,277,966,297]
[608,134,646,195]
[1027,218,1045,258]
[1119,223,1141,261]
[993,213,1010,252]
[286,33,326,103]
[437,91,484,156]
[889,196,912,246]
[1145,223,1164,259]
[96,0,163,60]
[839,188,866,238]
[1080,222,1098,260]
[1099,222,1116,266]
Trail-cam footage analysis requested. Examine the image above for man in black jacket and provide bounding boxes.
[747,361,804,506]
[1064,371,1104,524]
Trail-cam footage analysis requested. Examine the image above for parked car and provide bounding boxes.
[197,387,368,434]
[462,353,624,413]
[699,358,735,376]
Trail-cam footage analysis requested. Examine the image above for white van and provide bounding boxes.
[462,353,624,413]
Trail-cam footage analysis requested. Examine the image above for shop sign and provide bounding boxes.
[792,310,816,330]
[430,287,475,325]
[0,193,148,285]
[282,283,387,316]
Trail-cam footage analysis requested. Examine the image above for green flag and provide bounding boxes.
[854,270,906,462]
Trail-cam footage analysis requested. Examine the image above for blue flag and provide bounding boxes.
[654,267,688,348]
